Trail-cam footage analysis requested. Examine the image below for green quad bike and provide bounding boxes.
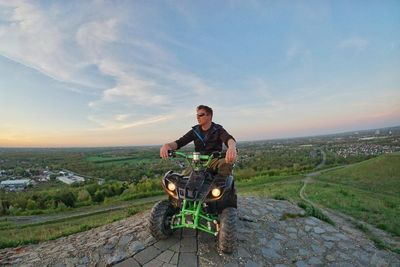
[149,150,238,253]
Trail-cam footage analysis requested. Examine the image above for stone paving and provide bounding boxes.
[1,196,399,266]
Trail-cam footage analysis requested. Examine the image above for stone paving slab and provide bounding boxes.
[133,246,162,265]
[114,258,140,267]
[0,197,399,266]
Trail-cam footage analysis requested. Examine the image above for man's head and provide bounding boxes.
[196,105,213,126]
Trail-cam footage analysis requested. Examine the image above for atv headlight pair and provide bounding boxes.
[211,188,221,197]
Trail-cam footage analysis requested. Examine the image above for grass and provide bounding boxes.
[0,202,155,249]
[306,153,400,237]
[85,155,153,165]
[297,201,335,225]
[306,182,400,236]
[86,156,135,162]
[237,175,303,203]
[315,153,400,196]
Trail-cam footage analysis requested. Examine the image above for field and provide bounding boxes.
[86,155,152,165]
[313,153,400,195]
[307,153,400,236]
[238,175,303,202]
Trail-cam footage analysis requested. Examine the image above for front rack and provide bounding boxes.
[170,199,219,236]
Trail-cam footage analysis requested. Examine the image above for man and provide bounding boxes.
[160,105,237,177]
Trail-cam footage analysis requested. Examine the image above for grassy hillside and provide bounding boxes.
[315,153,400,196]
[307,153,400,236]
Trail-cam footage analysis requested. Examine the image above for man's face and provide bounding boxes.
[196,109,211,125]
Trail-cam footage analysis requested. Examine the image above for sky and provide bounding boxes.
[0,0,399,147]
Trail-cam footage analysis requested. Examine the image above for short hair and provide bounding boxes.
[197,105,213,117]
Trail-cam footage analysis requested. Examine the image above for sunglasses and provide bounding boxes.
[196,113,207,117]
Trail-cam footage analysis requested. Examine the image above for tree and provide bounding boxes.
[0,199,10,215]
[55,191,76,208]
[93,190,105,203]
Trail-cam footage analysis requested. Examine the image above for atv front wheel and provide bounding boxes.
[218,207,238,253]
[149,200,176,240]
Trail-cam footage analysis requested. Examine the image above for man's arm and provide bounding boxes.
[225,138,237,163]
[160,129,194,159]
[160,142,178,159]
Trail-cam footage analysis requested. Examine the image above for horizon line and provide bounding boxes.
[1,124,399,150]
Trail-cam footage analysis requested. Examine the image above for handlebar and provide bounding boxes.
[167,150,226,159]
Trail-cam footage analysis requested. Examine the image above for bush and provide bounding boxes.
[55,191,76,208]
[26,199,37,210]
[93,190,105,203]
[77,190,91,202]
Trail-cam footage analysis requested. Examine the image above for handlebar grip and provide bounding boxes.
[211,151,226,158]
[167,150,176,157]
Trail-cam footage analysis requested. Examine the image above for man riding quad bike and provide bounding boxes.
[149,150,238,253]
[151,105,238,253]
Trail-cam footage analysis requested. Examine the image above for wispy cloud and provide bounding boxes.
[0,1,216,130]
[338,36,369,51]
[88,114,171,130]
[286,42,311,61]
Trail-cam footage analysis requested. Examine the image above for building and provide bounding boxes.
[0,179,32,191]
[56,175,85,185]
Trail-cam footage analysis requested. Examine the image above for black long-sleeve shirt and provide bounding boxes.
[175,122,235,154]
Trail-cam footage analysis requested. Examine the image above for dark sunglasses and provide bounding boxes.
[196,113,207,117]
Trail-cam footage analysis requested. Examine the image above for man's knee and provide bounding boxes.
[217,162,233,177]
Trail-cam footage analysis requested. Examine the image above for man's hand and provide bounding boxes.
[160,144,172,159]
[225,139,237,163]
[160,142,178,159]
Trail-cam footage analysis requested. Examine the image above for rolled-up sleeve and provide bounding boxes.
[175,130,194,149]
[219,127,235,147]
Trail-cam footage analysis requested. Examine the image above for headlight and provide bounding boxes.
[167,182,176,191]
[211,188,221,197]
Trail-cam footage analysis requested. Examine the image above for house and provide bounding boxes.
[0,179,32,191]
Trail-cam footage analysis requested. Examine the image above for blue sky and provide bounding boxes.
[0,0,399,147]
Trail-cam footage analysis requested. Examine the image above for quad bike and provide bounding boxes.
[149,150,238,253]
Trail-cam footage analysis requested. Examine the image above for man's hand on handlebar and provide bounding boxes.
[160,144,172,159]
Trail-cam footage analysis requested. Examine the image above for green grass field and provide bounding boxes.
[306,182,400,235]
[315,153,400,196]
[238,175,303,202]
[85,155,154,166]
[309,153,400,236]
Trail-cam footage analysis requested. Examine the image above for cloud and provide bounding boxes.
[338,36,369,51]
[0,1,217,130]
[286,43,311,60]
[88,114,171,130]
[0,2,72,82]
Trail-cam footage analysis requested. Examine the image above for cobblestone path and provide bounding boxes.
[1,196,399,266]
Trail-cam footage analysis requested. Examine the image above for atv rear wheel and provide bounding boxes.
[149,200,176,240]
[218,207,237,253]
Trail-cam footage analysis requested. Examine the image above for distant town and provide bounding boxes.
[0,169,94,192]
